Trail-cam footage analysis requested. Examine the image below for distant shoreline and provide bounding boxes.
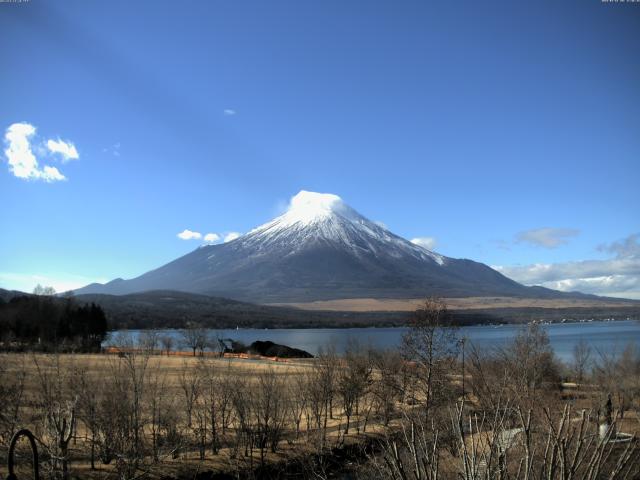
[106,319,640,362]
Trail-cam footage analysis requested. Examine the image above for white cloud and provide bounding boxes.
[223,109,236,116]
[541,276,640,299]
[4,122,67,182]
[516,227,579,248]
[411,237,437,251]
[494,233,640,299]
[46,138,79,161]
[180,230,240,243]
[177,229,202,240]
[41,165,66,182]
[224,232,241,242]
[204,233,220,243]
[4,123,38,178]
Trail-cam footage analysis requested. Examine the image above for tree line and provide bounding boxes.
[0,285,108,352]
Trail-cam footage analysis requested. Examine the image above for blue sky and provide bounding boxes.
[1,0,639,298]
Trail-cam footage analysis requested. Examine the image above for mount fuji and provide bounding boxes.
[75,191,588,303]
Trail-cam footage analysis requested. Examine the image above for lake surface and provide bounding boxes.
[109,319,640,363]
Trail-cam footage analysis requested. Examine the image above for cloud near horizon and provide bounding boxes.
[204,233,220,243]
[516,227,579,248]
[177,230,241,243]
[177,229,202,240]
[4,123,70,182]
[411,236,437,251]
[494,233,640,299]
[224,232,241,242]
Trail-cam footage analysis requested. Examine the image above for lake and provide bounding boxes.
[108,319,640,363]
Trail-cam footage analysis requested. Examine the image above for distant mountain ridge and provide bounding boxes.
[75,191,602,303]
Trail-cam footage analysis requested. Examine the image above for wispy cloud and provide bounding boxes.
[223,109,236,116]
[411,237,437,251]
[494,233,640,299]
[224,232,241,242]
[203,233,220,243]
[4,123,68,182]
[46,138,79,162]
[598,233,640,259]
[516,227,579,248]
[102,142,121,157]
[177,229,202,240]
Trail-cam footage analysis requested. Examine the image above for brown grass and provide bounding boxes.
[268,296,639,312]
[0,352,367,479]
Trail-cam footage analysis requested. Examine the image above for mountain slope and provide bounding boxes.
[75,191,595,302]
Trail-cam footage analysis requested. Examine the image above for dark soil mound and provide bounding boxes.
[247,340,313,358]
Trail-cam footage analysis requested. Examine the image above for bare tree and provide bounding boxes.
[371,349,403,426]
[160,335,174,356]
[307,347,339,451]
[499,323,560,407]
[32,354,76,480]
[209,333,227,357]
[94,343,151,479]
[337,342,372,435]
[33,284,57,296]
[288,370,309,439]
[72,365,101,470]
[253,368,287,464]
[146,359,174,462]
[217,361,235,435]
[178,360,201,429]
[467,343,514,412]
[200,360,220,455]
[181,324,209,356]
[230,375,253,461]
[0,355,26,448]
[372,399,639,480]
[402,297,459,416]
[618,342,640,416]
[138,330,160,353]
[571,339,592,383]
[593,341,640,420]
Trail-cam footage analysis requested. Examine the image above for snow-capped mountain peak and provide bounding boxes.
[247,190,364,238]
[74,189,558,303]
[240,190,445,265]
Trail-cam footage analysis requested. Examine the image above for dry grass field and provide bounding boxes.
[269,296,640,312]
[1,317,638,480]
[0,351,395,479]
